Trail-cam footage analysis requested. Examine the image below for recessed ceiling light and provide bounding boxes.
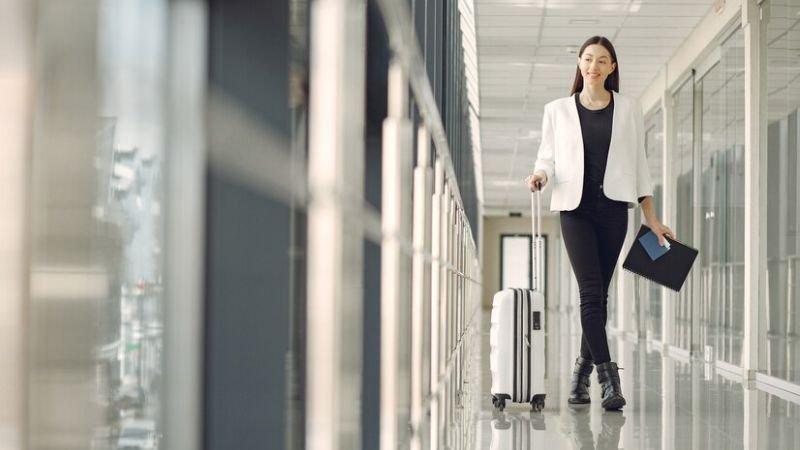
[565,46,579,54]
[569,19,600,25]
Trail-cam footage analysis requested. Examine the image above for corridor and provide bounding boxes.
[442,308,800,449]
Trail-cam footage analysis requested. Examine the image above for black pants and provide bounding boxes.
[560,184,628,364]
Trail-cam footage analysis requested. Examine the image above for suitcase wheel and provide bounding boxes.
[530,394,546,412]
[491,394,507,412]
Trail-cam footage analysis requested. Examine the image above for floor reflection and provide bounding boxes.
[489,410,546,449]
[458,307,800,450]
[484,407,627,450]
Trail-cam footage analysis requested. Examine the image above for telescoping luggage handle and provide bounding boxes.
[530,191,543,292]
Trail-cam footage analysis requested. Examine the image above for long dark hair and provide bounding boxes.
[570,36,620,95]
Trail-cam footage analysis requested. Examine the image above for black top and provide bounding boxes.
[574,93,647,204]
[574,93,614,188]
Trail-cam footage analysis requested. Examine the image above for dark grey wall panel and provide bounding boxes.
[204,177,290,450]
[205,0,291,449]
[363,2,389,445]
[209,0,290,132]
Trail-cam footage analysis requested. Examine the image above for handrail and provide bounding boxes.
[375,0,477,250]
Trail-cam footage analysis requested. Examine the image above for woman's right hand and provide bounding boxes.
[526,171,547,192]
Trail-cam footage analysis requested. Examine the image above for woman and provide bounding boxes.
[526,36,673,410]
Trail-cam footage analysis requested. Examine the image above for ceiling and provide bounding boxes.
[475,0,713,215]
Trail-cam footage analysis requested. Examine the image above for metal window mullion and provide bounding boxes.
[463,217,468,332]
[429,158,443,450]
[440,183,451,376]
[306,0,367,448]
[454,201,461,354]
[448,195,457,356]
[456,210,463,388]
[691,74,704,356]
[444,191,452,361]
[163,3,208,450]
[454,208,461,353]
[410,125,432,450]
[444,188,454,441]
[742,0,768,387]
[375,0,477,241]
[461,217,468,338]
[380,60,413,450]
[457,213,463,346]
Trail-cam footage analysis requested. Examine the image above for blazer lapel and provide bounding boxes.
[606,92,622,177]
[567,95,584,158]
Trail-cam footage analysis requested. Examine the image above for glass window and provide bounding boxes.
[698,28,745,366]
[29,1,168,448]
[672,78,694,352]
[765,1,800,383]
[636,107,665,342]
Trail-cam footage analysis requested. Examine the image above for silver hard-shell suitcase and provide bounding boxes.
[490,191,546,411]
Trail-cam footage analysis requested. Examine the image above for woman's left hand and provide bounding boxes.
[646,220,675,247]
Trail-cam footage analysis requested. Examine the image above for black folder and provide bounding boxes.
[622,225,699,292]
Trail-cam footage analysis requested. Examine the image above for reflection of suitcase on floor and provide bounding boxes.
[490,411,546,450]
[490,192,546,412]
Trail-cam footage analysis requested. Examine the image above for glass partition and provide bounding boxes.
[672,78,694,352]
[765,1,800,383]
[698,28,745,366]
[636,107,665,342]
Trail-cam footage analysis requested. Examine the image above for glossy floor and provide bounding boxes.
[454,308,800,450]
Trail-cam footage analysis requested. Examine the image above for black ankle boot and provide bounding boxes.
[596,361,626,410]
[568,356,593,404]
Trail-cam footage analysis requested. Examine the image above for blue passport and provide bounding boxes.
[638,231,669,261]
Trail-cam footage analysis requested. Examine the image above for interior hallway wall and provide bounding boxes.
[481,214,562,309]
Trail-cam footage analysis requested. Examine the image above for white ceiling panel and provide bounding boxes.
[481,35,547,46]
[538,28,621,42]
[623,16,706,28]
[479,26,541,38]
[634,3,711,17]
[478,16,545,27]
[475,0,711,213]
[477,5,549,16]
[616,27,696,39]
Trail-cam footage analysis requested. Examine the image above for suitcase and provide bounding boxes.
[489,411,546,450]
[490,191,546,412]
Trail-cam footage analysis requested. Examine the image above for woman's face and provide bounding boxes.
[578,44,616,89]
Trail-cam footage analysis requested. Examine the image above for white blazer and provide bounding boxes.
[533,92,653,211]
